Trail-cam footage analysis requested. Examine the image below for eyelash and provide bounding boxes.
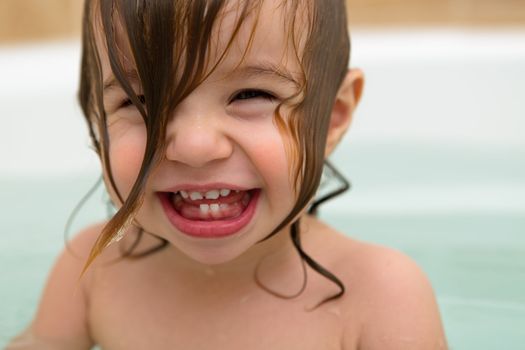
[118,89,275,110]
[119,95,146,109]
[230,89,276,103]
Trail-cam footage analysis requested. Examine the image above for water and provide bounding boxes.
[324,213,525,349]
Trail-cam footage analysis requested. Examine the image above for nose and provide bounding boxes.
[165,111,233,168]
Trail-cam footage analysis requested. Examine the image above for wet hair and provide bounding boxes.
[77,0,350,308]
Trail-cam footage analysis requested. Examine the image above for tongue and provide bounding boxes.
[179,201,245,220]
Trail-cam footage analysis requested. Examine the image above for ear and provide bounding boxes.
[325,68,364,157]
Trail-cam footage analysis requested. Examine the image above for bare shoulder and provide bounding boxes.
[350,241,448,349]
[6,222,106,350]
[303,217,448,350]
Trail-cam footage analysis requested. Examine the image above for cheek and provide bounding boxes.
[240,120,294,201]
[106,124,147,199]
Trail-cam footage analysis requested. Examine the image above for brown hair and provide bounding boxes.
[78,0,350,307]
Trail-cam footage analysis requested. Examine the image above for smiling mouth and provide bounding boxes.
[168,189,255,221]
[158,188,260,238]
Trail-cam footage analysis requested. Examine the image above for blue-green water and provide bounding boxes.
[1,171,524,349]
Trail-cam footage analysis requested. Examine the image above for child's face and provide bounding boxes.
[97,0,306,265]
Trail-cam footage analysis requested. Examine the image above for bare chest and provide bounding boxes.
[87,266,355,350]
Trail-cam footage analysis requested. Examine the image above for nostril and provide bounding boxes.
[165,127,233,166]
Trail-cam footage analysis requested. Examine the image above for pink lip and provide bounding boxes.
[158,189,260,239]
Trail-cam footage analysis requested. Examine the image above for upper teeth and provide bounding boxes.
[179,188,234,200]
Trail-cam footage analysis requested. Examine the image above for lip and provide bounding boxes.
[158,189,260,239]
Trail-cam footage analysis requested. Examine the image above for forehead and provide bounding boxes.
[213,0,304,72]
[94,0,308,86]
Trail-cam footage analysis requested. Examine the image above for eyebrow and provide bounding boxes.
[230,61,300,87]
[102,61,300,94]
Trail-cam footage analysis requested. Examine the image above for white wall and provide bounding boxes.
[0,41,98,177]
[348,28,525,147]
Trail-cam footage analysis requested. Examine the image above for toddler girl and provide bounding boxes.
[7,0,447,349]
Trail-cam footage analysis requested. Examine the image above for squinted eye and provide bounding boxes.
[120,94,146,109]
[231,89,275,102]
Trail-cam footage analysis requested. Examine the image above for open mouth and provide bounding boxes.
[170,188,253,221]
[158,188,260,238]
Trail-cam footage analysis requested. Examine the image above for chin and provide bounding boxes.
[171,238,252,267]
